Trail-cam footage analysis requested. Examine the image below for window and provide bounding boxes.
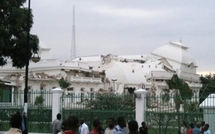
[0,85,12,102]
[67,87,74,91]
[90,88,94,100]
[67,93,74,102]
[80,88,84,102]
[81,93,84,102]
[28,86,32,103]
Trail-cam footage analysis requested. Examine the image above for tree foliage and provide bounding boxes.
[58,77,70,89]
[0,0,39,68]
[86,93,135,110]
[166,74,193,99]
[34,95,44,106]
[166,74,193,112]
[199,73,215,103]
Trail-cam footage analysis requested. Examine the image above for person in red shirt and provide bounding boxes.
[90,118,103,134]
[187,123,194,134]
[64,116,79,134]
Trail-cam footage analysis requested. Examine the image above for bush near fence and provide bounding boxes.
[0,107,52,132]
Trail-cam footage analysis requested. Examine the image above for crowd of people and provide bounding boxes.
[51,113,148,134]
[3,112,212,134]
[180,121,211,134]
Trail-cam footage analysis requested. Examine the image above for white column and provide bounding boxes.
[134,89,148,126]
[51,87,63,122]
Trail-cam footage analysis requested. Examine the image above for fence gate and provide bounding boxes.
[0,90,52,133]
[145,95,215,134]
[61,93,135,129]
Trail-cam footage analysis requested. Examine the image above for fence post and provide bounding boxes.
[51,87,63,121]
[134,89,148,126]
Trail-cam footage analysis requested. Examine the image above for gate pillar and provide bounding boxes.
[134,89,148,126]
[51,87,63,121]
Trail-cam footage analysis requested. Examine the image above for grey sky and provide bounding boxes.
[30,0,215,74]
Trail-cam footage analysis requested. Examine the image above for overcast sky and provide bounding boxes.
[29,0,215,74]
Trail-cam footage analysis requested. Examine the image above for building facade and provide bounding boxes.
[0,41,202,106]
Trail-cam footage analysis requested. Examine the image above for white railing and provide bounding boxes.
[179,71,200,82]
[70,77,102,83]
[146,71,173,79]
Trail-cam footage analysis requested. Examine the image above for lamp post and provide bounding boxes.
[24,0,41,130]
[24,0,31,116]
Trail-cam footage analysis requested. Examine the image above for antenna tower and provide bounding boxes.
[70,5,76,60]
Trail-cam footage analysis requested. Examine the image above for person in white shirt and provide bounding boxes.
[52,113,62,134]
[180,121,187,134]
[104,118,115,134]
[113,117,127,134]
[79,119,89,134]
[203,124,211,134]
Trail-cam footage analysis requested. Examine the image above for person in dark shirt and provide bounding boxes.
[64,116,79,134]
[128,120,139,134]
[187,123,194,134]
[90,118,103,134]
[139,122,148,134]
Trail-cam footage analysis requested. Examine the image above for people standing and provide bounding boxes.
[58,121,68,134]
[192,122,201,134]
[203,124,211,134]
[128,120,139,134]
[200,121,205,134]
[90,118,103,134]
[113,117,127,134]
[64,116,79,134]
[79,119,89,134]
[139,122,148,134]
[104,118,115,134]
[4,114,22,134]
[187,123,194,134]
[180,121,188,134]
[52,113,62,134]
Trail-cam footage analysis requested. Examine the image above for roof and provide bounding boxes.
[119,55,148,60]
[151,42,196,66]
[73,56,101,62]
[0,59,92,73]
[170,42,188,49]
[97,60,166,85]
[104,61,147,84]
[39,41,51,50]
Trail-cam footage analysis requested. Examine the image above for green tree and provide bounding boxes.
[35,95,44,106]
[166,74,193,100]
[199,73,215,103]
[166,74,193,130]
[0,0,39,68]
[58,77,70,89]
